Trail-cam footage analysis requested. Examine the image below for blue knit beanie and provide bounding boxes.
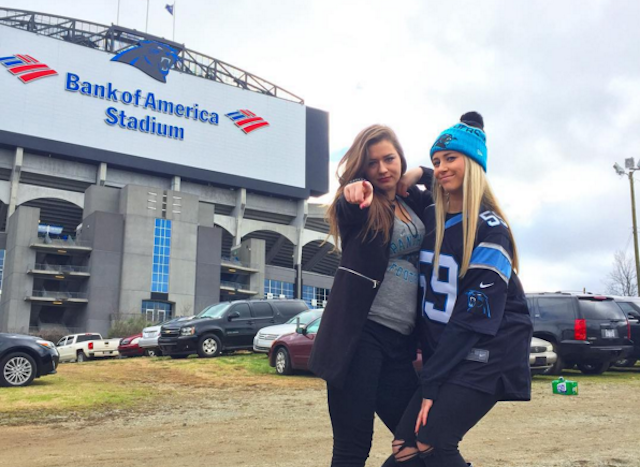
[430,112,487,172]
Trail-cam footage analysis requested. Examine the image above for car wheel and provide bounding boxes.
[0,352,37,387]
[578,361,610,375]
[144,349,157,357]
[274,347,293,375]
[197,335,222,358]
[613,358,638,368]
[544,341,564,375]
[77,351,87,363]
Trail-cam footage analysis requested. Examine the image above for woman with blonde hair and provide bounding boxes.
[384,112,532,467]
[309,124,433,467]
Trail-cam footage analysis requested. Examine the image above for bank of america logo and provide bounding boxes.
[225,110,269,134]
[0,54,58,83]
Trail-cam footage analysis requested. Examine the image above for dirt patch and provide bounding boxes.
[0,359,638,467]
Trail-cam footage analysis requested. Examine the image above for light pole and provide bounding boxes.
[614,158,640,296]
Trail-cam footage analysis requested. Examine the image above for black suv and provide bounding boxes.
[611,296,640,367]
[0,333,59,387]
[158,299,309,359]
[526,293,633,375]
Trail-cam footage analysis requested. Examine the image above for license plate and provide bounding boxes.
[602,329,617,338]
[534,356,547,365]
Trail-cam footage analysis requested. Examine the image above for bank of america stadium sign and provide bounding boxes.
[2,42,270,142]
[65,72,217,141]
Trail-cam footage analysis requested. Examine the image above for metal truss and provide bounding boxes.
[0,7,304,103]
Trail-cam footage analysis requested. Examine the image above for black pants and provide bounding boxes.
[327,320,419,467]
[384,384,498,467]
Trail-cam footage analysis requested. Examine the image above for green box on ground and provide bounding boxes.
[552,377,579,396]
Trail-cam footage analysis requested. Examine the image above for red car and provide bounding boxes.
[269,318,321,375]
[117,333,145,358]
[269,317,423,376]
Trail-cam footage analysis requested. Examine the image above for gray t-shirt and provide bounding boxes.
[368,199,426,335]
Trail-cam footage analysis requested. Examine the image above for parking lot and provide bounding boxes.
[1,355,639,467]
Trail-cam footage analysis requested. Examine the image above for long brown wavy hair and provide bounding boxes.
[326,125,407,248]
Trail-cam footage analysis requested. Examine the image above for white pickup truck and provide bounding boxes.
[56,333,121,362]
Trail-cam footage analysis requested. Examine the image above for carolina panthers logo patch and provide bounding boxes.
[465,290,491,318]
[432,133,456,150]
[111,40,180,83]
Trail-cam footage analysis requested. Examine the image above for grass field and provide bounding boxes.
[0,353,309,425]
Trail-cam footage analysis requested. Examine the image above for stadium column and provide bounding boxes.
[165,190,198,317]
[238,238,265,298]
[97,162,107,186]
[0,206,38,333]
[293,200,308,299]
[232,188,246,248]
[171,176,181,191]
[7,147,23,220]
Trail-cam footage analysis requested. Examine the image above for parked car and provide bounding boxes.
[139,317,194,357]
[138,324,163,357]
[118,333,145,358]
[611,296,640,367]
[526,293,633,374]
[159,299,309,359]
[56,333,121,363]
[0,333,59,387]
[269,317,322,375]
[529,337,557,374]
[253,309,324,353]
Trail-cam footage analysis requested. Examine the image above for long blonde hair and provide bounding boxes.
[432,156,519,277]
[326,125,407,248]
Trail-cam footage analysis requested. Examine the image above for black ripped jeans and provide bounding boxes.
[327,320,419,467]
[382,384,498,467]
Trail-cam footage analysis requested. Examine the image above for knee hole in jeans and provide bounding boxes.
[416,441,434,459]
[392,439,419,463]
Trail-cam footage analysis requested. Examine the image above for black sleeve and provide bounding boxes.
[420,323,482,400]
[335,193,369,226]
[405,167,434,213]
[418,166,433,187]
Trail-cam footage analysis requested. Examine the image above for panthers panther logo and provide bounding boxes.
[432,133,457,150]
[465,290,491,318]
[111,40,180,83]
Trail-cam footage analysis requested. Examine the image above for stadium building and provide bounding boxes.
[0,8,340,336]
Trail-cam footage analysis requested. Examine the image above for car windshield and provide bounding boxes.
[196,303,231,319]
[286,309,322,325]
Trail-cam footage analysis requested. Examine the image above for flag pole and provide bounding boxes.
[172,2,176,42]
[145,0,150,33]
[116,0,121,25]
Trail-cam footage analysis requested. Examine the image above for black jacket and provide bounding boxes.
[308,169,433,388]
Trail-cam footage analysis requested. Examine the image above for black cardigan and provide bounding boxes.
[308,169,433,388]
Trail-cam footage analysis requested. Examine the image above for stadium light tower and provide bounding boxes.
[613,158,640,296]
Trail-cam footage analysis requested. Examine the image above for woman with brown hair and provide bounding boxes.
[308,124,433,467]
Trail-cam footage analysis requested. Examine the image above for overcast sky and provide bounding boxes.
[3,0,637,293]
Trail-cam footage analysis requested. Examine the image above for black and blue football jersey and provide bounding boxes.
[418,205,533,402]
